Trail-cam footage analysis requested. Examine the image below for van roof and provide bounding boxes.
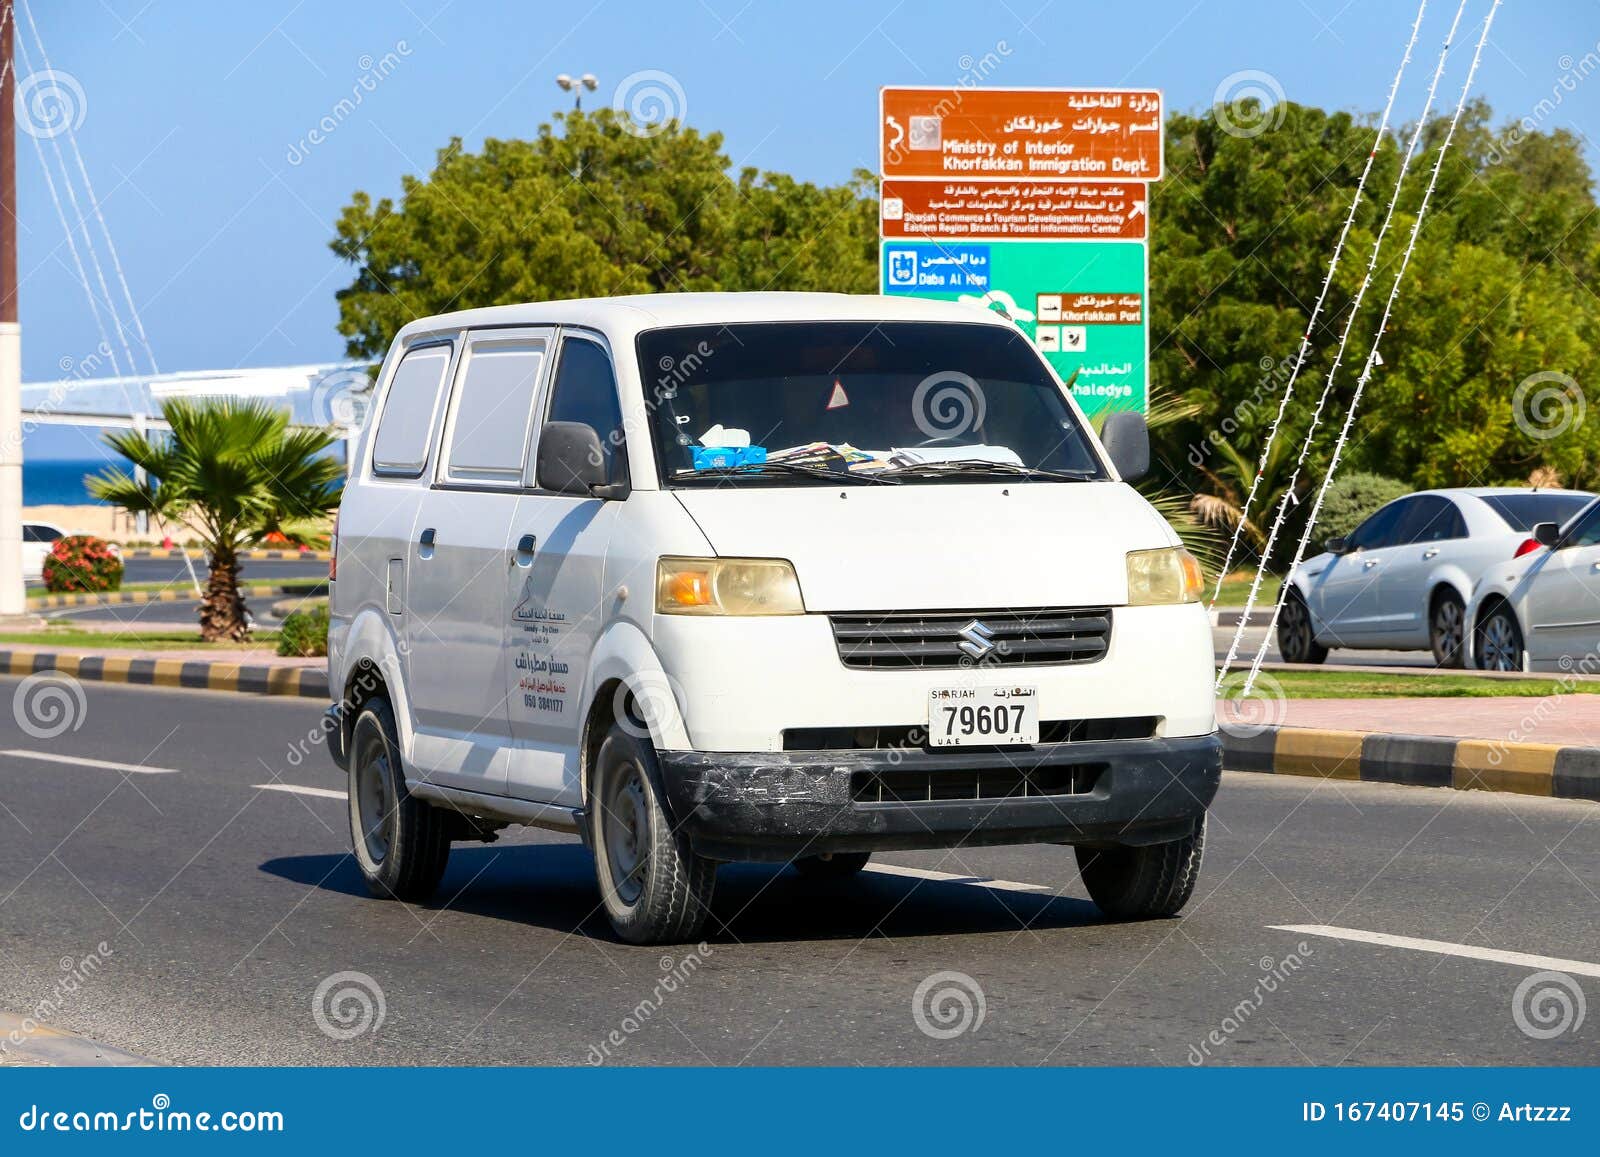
[394,291,1017,343]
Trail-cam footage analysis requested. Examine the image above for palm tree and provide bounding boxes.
[90,398,344,642]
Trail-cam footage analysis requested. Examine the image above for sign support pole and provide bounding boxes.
[0,0,24,619]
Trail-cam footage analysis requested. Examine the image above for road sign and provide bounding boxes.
[880,180,1147,241]
[879,86,1159,418]
[880,87,1162,182]
[882,239,1147,415]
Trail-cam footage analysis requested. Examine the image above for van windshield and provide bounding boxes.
[635,321,1107,487]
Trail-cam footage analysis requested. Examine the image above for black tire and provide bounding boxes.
[1076,818,1205,920]
[348,697,452,902]
[1429,589,1467,669]
[792,851,871,880]
[1475,603,1525,672]
[1276,591,1328,665]
[589,723,716,945]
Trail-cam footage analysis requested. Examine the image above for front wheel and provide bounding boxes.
[1475,604,1525,672]
[1430,591,1466,668]
[1076,819,1205,920]
[1276,592,1328,665]
[589,723,716,945]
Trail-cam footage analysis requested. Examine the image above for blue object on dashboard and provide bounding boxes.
[693,446,768,470]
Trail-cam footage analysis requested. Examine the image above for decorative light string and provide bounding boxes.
[1209,0,1430,606]
[1218,0,1470,691]
[1243,0,1503,695]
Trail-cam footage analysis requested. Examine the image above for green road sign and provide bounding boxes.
[881,238,1148,419]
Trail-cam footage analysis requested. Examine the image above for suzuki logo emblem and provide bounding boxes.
[957,619,996,661]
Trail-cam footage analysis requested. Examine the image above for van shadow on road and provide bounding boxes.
[259,843,1103,945]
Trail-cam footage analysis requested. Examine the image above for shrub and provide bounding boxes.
[276,602,329,657]
[42,535,124,593]
[1315,472,1410,541]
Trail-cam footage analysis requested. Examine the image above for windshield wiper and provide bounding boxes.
[877,459,1098,482]
[673,460,901,485]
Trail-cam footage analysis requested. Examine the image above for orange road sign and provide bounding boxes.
[881,87,1163,182]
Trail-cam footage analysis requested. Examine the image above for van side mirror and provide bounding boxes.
[537,421,626,498]
[1533,521,1561,548]
[1100,411,1149,483]
[1325,536,1348,555]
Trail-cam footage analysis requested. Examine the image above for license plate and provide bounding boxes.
[927,685,1039,747]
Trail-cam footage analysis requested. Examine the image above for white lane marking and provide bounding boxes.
[1272,924,1600,978]
[253,783,345,801]
[0,749,179,775]
[865,863,1054,894]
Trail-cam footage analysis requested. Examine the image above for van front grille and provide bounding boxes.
[829,608,1111,669]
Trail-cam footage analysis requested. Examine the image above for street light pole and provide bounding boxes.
[555,72,598,111]
[0,0,23,619]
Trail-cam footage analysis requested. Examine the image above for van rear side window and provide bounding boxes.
[372,343,452,476]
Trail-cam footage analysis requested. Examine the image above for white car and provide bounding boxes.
[1279,487,1594,667]
[22,521,67,579]
[326,292,1220,943]
[1465,496,1600,672]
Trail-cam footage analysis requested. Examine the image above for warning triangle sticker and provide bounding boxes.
[826,379,849,409]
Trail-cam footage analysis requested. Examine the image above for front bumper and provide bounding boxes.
[656,734,1221,862]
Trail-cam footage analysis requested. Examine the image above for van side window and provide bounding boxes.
[544,337,624,479]
[446,337,548,482]
[372,343,452,476]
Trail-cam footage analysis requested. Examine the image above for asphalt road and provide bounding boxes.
[0,677,1594,1067]
[1215,623,1447,671]
[27,557,329,590]
[42,597,288,629]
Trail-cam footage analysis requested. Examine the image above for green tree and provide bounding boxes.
[330,109,879,360]
[90,399,344,642]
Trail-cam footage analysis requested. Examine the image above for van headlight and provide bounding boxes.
[656,557,805,616]
[1126,546,1203,605]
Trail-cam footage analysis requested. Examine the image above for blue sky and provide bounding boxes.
[15,0,1599,457]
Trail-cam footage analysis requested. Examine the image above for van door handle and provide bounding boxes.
[417,527,436,558]
[513,534,537,566]
[1363,559,1380,569]
[1423,549,1439,559]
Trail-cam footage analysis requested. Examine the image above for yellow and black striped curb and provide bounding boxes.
[1224,726,1600,802]
[0,649,328,699]
[28,584,327,609]
[0,1013,154,1067]
[121,548,331,561]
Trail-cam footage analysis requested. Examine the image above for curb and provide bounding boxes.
[122,548,330,561]
[1224,725,1600,802]
[0,649,328,699]
[0,1013,155,1067]
[29,584,327,610]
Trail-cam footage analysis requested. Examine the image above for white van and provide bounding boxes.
[326,293,1220,944]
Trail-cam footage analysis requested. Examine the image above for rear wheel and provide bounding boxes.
[589,723,716,945]
[1429,590,1466,668]
[792,852,871,880]
[1076,819,1205,920]
[1276,592,1328,665]
[348,698,452,902]
[1476,603,1525,672]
